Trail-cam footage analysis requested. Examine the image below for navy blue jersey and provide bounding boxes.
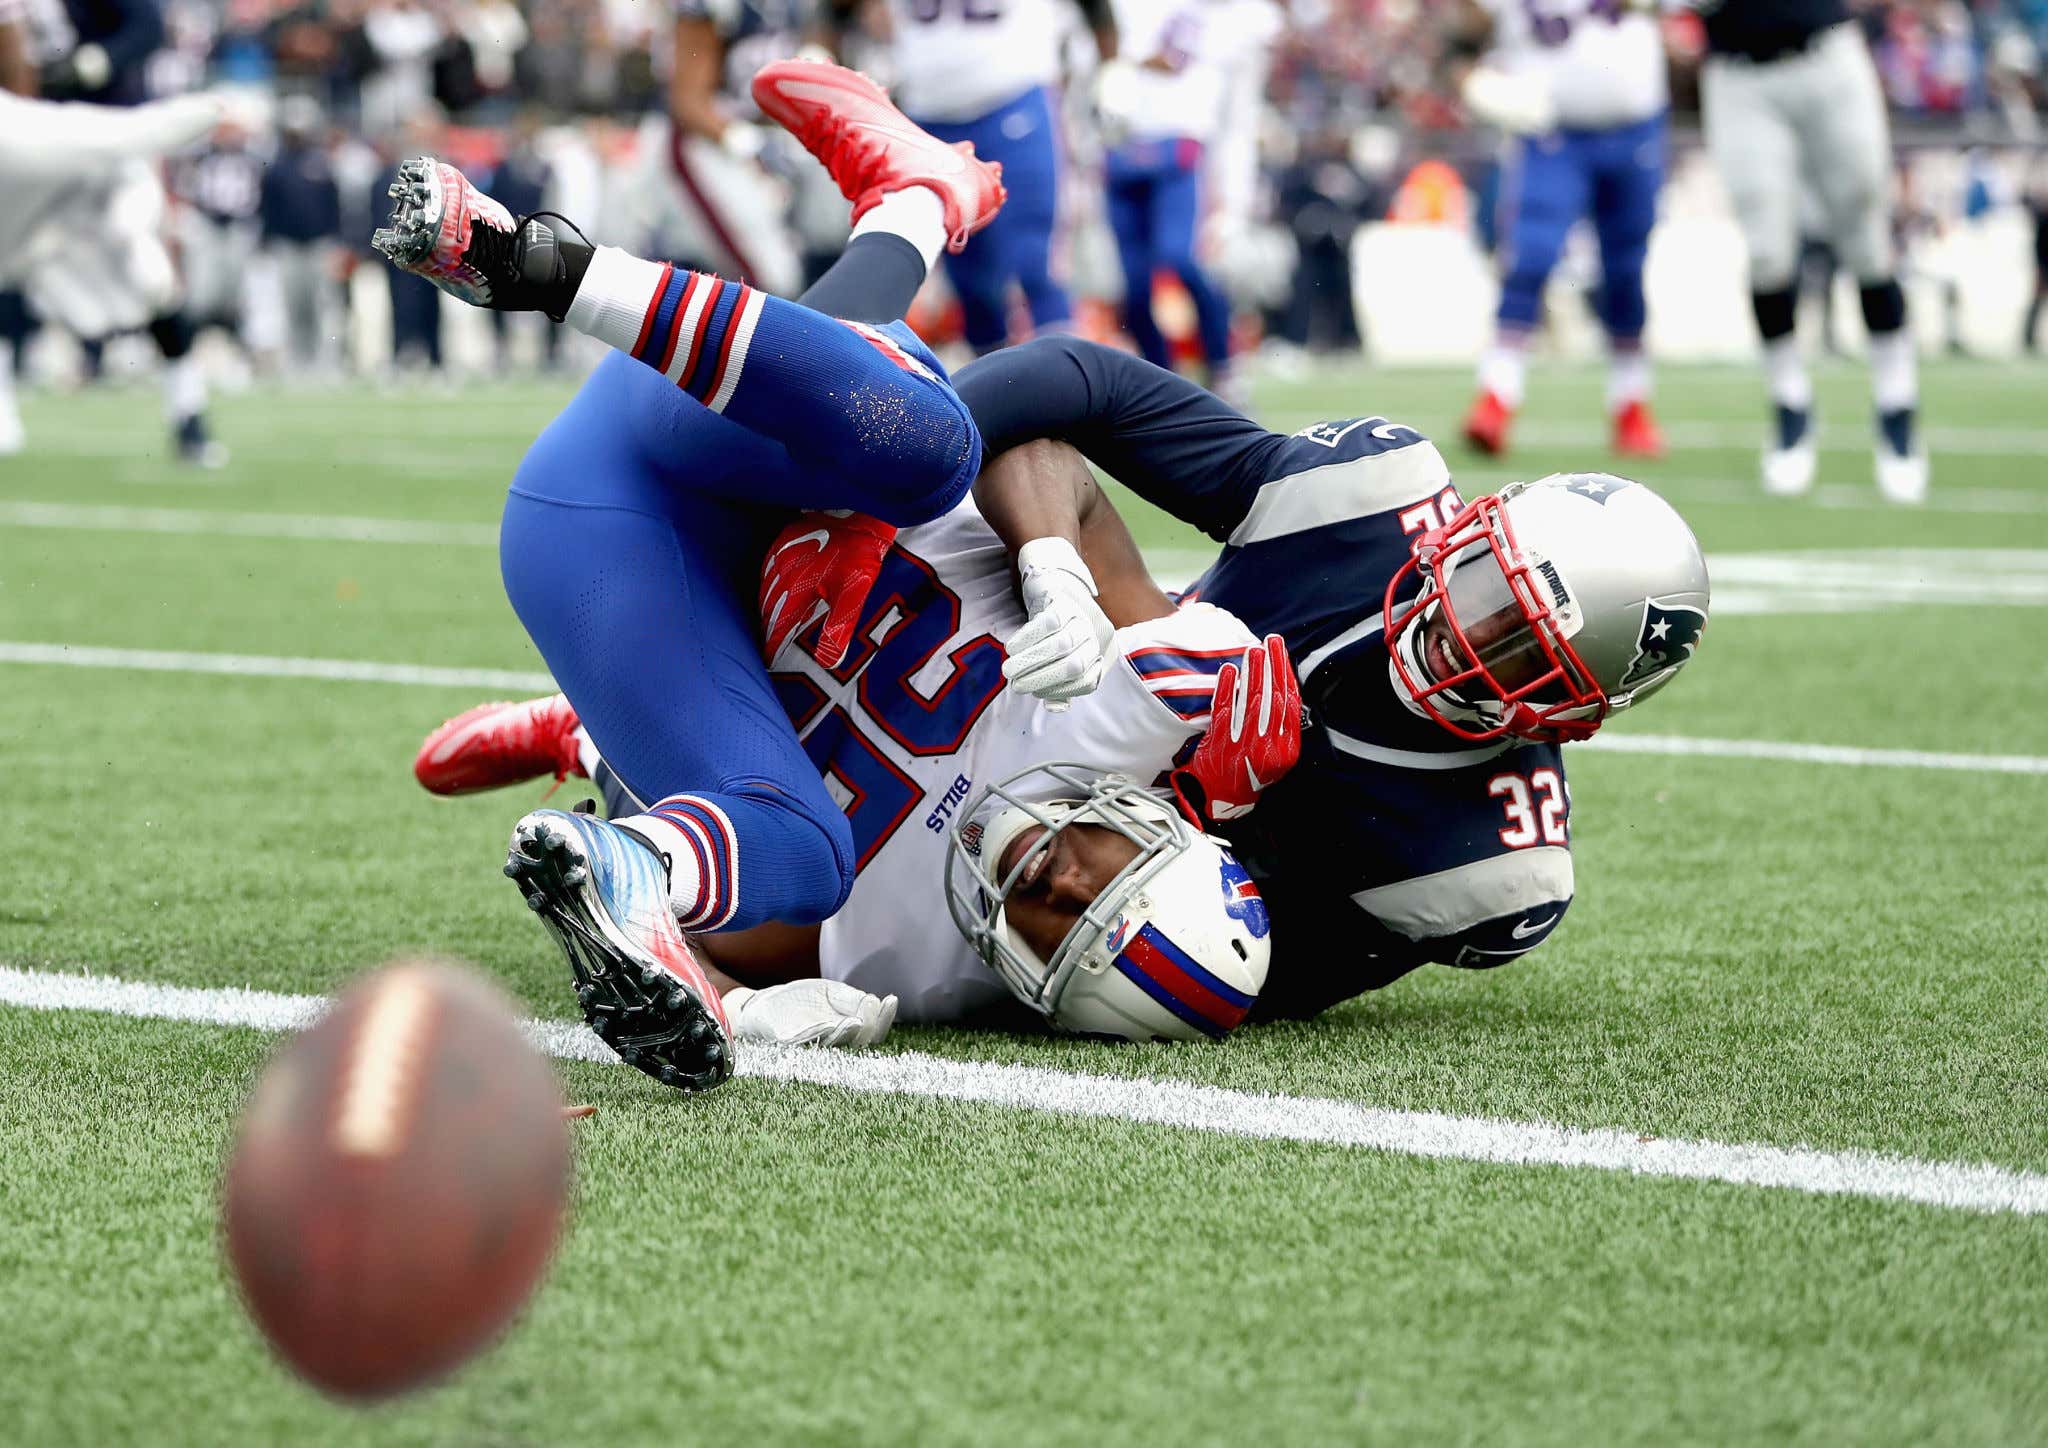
[955,338,1575,1017]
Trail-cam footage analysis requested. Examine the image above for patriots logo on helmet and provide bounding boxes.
[1619,597,1706,692]
[1217,855,1270,940]
[1562,474,1635,506]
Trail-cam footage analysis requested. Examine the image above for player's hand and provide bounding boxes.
[723,980,898,1048]
[1171,634,1302,825]
[1003,536,1115,708]
[1460,65,1558,136]
[759,510,898,668]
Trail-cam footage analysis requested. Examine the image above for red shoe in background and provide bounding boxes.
[1462,390,1514,457]
[1612,399,1668,460]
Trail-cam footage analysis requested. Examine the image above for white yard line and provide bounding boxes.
[0,641,553,692]
[2,964,2042,1217]
[4,638,2044,773]
[0,501,498,546]
[1580,732,2048,775]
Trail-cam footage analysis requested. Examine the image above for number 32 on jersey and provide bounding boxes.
[1489,768,1568,848]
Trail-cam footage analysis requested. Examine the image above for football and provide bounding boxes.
[222,959,572,1401]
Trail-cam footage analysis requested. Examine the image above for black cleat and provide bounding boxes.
[504,808,735,1094]
[371,156,589,321]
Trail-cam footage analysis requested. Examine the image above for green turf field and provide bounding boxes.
[4,358,2046,1445]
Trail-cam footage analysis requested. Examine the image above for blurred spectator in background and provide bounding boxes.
[372,107,447,371]
[359,0,443,137]
[2026,155,2048,351]
[262,93,344,374]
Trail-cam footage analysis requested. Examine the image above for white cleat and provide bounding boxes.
[1762,404,1816,496]
[1876,447,1929,505]
[1762,441,1817,497]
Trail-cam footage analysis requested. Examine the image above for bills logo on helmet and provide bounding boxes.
[1217,855,1270,940]
[1619,598,1706,692]
[1106,914,1134,955]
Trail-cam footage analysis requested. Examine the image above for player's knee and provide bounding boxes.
[730,786,857,926]
[1600,259,1649,338]
[1858,278,1908,336]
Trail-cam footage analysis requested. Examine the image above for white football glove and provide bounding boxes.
[1460,66,1558,137]
[1003,537,1115,709]
[723,980,897,1048]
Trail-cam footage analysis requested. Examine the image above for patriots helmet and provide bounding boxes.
[943,763,1271,1042]
[1385,473,1710,743]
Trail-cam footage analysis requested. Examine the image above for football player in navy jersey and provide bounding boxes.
[952,336,1709,1018]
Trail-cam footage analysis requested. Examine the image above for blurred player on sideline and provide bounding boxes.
[637,0,824,294]
[881,0,1118,355]
[1450,0,1669,461]
[1677,0,1926,502]
[1094,0,1240,399]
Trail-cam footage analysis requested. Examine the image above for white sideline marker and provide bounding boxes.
[2,639,2044,775]
[4,964,2045,1219]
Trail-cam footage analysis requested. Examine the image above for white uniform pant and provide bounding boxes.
[626,116,802,297]
[1702,22,1896,292]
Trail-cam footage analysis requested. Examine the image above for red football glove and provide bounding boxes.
[759,510,898,668]
[1171,634,1303,826]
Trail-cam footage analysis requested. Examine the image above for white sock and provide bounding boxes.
[573,725,603,784]
[1606,346,1651,410]
[563,246,675,354]
[851,187,948,274]
[162,353,206,423]
[1477,338,1528,409]
[618,810,716,927]
[1868,327,1918,414]
[1764,336,1812,412]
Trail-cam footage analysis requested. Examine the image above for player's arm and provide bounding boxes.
[1442,0,1557,136]
[955,335,1290,542]
[1071,0,1118,61]
[0,12,36,95]
[669,12,735,144]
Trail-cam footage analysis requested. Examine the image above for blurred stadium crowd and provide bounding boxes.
[2,0,2045,409]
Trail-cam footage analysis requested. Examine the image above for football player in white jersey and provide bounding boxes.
[879,0,1117,354]
[0,76,228,459]
[1093,0,1240,397]
[633,0,824,294]
[1448,0,1670,461]
[381,62,1286,1087]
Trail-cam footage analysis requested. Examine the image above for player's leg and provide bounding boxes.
[663,124,804,297]
[1467,133,1586,456]
[1702,56,1812,495]
[1590,115,1666,460]
[1105,153,1167,368]
[1150,144,1234,388]
[378,162,980,522]
[995,87,1072,341]
[1802,26,1923,502]
[916,103,1020,352]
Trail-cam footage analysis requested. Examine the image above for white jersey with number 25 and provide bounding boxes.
[768,495,1256,1022]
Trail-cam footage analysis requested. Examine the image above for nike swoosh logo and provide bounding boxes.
[769,529,830,561]
[1511,913,1558,940]
[844,120,969,172]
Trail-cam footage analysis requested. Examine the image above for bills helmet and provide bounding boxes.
[944,763,1271,1042]
[1385,474,1710,743]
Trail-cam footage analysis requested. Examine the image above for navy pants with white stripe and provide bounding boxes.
[500,292,977,931]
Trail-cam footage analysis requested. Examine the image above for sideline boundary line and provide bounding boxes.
[3,965,2043,1217]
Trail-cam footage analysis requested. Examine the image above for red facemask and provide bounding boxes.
[1382,492,1608,744]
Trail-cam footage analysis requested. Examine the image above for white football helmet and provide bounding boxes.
[943,763,1272,1042]
[1384,474,1710,743]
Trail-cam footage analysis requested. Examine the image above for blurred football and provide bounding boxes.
[222,958,571,1401]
